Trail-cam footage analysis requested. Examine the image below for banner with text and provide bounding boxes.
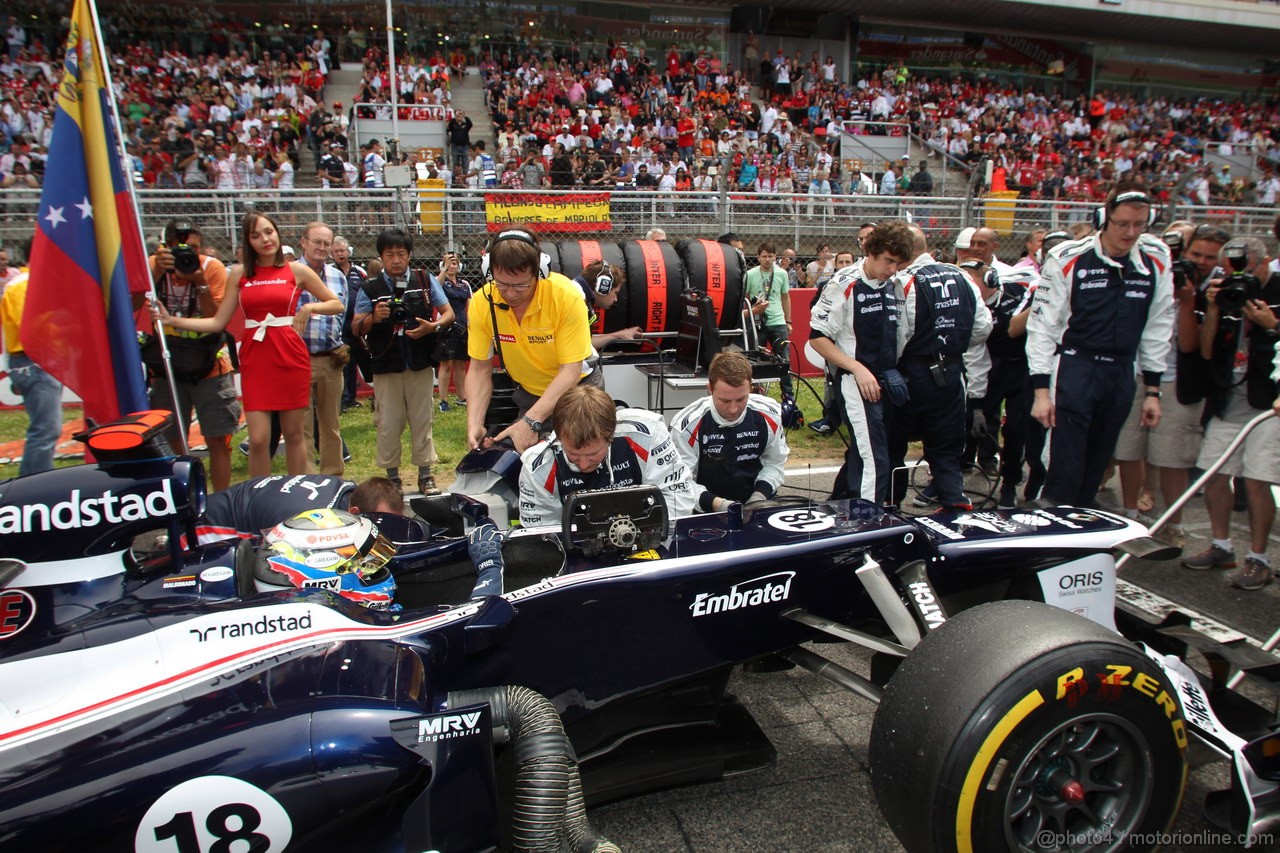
[484,193,612,232]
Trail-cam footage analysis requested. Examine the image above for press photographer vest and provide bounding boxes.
[1205,274,1280,418]
[364,271,438,374]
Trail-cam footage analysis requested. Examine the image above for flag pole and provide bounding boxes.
[85,0,189,453]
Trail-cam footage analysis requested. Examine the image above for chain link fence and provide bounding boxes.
[1,188,1275,272]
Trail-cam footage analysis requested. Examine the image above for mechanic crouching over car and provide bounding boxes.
[518,384,697,528]
[670,351,790,512]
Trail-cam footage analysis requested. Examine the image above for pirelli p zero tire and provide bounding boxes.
[554,240,629,331]
[622,240,688,334]
[675,238,745,329]
[869,600,1187,853]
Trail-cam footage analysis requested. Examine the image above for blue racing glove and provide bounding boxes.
[883,368,910,407]
[467,519,506,598]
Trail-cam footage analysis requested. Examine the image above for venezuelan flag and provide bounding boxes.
[23,0,149,426]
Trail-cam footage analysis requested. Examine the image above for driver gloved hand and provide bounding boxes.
[467,519,506,598]
[746,491,769,505]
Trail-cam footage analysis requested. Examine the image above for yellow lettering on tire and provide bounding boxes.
[1055,666,1085,699]
[955,689,1045,853]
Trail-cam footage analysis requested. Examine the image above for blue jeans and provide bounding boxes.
[761,323,794,399]
[8,353,63,476]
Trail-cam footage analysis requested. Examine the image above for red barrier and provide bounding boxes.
[789,288,823,377]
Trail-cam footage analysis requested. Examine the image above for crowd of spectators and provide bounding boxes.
[474,39,1280,207]
[1,5,361,191]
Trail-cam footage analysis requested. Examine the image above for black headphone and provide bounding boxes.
[480,229,551,281]
[1092,190,1158,230]
[1037,230,1072,265]
[593,268,616,296]
[957,259,998,290]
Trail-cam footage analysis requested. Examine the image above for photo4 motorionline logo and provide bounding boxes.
[1035,830,1273,848]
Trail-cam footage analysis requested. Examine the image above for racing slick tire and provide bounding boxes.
[675,238,745,329]
[622,240,687,333]
[869,600,1187,853]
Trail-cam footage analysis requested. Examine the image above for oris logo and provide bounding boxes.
[1059,571,1105,590]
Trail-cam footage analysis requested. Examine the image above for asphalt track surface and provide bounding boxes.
[589,461,1280,853]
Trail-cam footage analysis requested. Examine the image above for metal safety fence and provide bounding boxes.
[1,188,1275,270]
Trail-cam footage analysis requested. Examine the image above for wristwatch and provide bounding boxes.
[1144,389,1162,399]
[520,414,544,432]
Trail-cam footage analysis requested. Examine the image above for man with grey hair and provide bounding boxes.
[298,221,350,475]
[645,227,667,241]
[1183,236,1280,589]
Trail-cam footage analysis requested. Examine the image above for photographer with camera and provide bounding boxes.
[352,228,455,496]
[1183,237,1280,588]
[141,220,240,492]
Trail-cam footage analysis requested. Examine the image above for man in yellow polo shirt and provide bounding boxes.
[465,228,595,453]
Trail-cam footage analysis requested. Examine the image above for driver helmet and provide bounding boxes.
[255,508,398,610]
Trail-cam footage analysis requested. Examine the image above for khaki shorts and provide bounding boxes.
[1112,379,1204,468]
[151,371,243,438]
[1196,389,1280,483]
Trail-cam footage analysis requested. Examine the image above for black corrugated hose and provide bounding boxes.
[448,686,620,853]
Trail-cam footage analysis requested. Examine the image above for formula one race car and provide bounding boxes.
[2,420,1279,852]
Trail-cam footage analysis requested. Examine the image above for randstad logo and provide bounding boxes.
[0,481,177,534]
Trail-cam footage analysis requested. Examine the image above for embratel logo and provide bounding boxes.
[691,571,795,617]
[0,480,177,534]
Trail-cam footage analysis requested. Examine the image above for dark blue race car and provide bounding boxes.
[1,417,1278,853]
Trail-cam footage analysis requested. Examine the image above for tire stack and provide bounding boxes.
[674,239,746,330]
[536,239,744,336]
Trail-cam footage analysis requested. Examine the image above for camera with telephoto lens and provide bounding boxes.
[1214,244,1260,315]
[1162,230,1198,291]
[171,244,201,276]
